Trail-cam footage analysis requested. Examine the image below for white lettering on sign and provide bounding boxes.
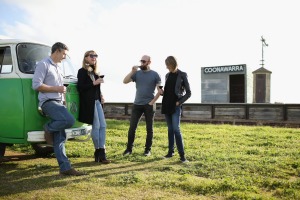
[203,65,245,74]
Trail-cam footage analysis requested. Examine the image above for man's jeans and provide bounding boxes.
[92,100,107,149]
[42,100,75,172]
[164,106,184,155]
[127,104,155,151]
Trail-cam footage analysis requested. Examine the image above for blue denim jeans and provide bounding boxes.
[41,100,75,172]
[92,100,107,149]
[164,106,184,155]
[127,104,155,151]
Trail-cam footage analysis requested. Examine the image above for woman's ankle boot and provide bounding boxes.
[94,149,100,162]
[99,148,111,164]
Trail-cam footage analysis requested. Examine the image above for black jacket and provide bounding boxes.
[77,68,101,124]
[165,69,191,105]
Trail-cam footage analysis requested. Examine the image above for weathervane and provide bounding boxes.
[260,36,268,68]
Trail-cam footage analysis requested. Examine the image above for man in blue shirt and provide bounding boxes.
[32,42,85,176]
[123,55,162,156]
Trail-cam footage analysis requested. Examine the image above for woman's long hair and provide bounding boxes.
[82,50,99,73]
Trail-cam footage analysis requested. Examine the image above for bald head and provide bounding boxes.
[141,55,151,62]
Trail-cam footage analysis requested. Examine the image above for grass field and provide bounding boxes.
[1,119,300,200]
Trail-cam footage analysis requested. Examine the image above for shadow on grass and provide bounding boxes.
[0,161,62,197]
[0,154,38,163]
[0,155,172,197]
[71,156,189,178]
[73,156,160,171]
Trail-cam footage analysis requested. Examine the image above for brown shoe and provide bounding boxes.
[44,127,53,146]
[100,159,111,164]
[60,168,87,176]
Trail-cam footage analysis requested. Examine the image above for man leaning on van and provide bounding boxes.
[32,42,86,176]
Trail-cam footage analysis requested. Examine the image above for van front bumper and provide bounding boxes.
[27,125,92,142]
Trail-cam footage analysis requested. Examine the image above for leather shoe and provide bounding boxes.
[99,159,111,164]
[44,127,53,146]
[60,168,87,176]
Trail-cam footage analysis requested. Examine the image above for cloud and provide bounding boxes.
[1,0,300,103]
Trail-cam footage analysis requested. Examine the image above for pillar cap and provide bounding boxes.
[252,67,272,74]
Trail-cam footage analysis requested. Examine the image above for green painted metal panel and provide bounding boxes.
[65,83,84,127]
[0,78,25,140]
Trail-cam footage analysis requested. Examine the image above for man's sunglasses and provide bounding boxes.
[140,60,147,63]
[86,54,98,58]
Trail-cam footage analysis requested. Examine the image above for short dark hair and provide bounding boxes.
[51,42,69,54]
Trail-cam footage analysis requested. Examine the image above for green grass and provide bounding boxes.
[1,119,300,200]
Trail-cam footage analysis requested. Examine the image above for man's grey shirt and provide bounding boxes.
[32,57,64,107]
[131,69,161,105]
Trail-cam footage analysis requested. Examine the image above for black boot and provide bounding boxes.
[94,149,100,162]
[99,148,111,164]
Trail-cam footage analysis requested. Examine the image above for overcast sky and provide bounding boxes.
[1,0,300,103]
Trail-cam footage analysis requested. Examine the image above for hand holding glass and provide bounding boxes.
[94,76,104,85]
[132,66,139,72]
[159,86,164,96]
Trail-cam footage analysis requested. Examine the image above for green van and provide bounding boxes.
[0,39,91,157]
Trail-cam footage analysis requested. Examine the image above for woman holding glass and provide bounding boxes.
[161,56,191,163]
[77,50,110,164]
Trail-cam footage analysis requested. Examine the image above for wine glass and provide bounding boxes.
[158,86,163,96]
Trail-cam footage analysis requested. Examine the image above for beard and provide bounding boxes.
[139,66,147,70]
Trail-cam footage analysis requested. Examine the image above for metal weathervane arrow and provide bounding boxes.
[260,36,268,68]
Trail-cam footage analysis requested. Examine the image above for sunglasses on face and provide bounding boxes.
[86,54,98,58]
[140,60,147,64]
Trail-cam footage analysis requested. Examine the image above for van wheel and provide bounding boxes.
[0,143,6,158]
[31,143,54,157]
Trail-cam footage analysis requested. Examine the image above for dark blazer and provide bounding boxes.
[165,69,191,105]
[77,68,101,125]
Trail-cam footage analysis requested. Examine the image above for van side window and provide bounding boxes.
[0,47,13,74]
[17,43,51,74]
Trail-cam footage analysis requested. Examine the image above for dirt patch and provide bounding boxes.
[0,150,36,163]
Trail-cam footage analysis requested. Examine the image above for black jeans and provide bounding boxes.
[126,104,155,151]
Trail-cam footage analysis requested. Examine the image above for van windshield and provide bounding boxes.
[17,43,78,79]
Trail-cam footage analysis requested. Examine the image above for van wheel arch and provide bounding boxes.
[31,143,54,157]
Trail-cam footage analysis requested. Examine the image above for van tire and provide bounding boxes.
[0,143,6,158]
[31,143,54,157]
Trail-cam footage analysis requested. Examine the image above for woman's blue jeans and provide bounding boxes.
[92,100,107,149]
[164,106,184,155]
[42,100,75,172]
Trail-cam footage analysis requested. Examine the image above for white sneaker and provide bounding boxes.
[144,150,151,156]
[123,149,132,156]
[180,158,189,163]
